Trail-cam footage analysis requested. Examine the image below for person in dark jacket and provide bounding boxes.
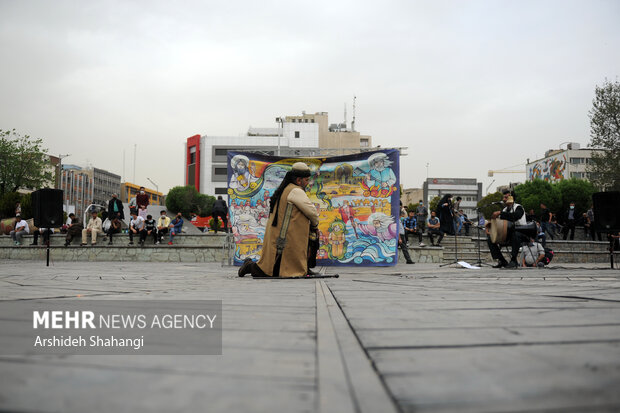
[562,202,578,240]
[436,194,455,236]
[107,193,124,221]
[212,195,228,233]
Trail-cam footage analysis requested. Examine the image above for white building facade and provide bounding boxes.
[185,121,320,196]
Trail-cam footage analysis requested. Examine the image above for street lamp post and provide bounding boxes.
[146,177,159,204]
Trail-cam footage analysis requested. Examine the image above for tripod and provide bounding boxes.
[439,220,460,267]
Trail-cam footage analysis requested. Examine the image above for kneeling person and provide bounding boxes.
[238,162,319,277]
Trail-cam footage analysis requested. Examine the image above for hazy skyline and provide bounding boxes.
[1,0,619,195]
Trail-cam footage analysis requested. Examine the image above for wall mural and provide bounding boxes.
[527,153,567,182]
[227,149,400,267]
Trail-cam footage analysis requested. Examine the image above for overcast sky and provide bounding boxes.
[1,0,619,195]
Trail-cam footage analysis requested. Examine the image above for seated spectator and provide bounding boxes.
[520,237,546,268]
[31,227,54,246]
[144,214,157,245]
[61,213,76,233]
[404,210,425,246]
[427,211,443,246]
[10,214,29,246]
[81,211,103,246]
[461,211,473,236]
[168,213,183,245]
[128,196,137,216]
[64,216,83,246]
[106,213,122,245]
[156,210,170,245]
[129,210,146,246]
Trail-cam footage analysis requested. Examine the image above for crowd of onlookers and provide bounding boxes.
[7,189,186,247]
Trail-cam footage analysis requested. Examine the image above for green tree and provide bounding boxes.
[0,192,32,219]
[428,196,440,213]
[407,202,419,213]
[555,178,597,214]
[477,192,503,219]
[513,179,561,217]
[165,186,215,217]
[588,78,620,191]
[0,129,53,196]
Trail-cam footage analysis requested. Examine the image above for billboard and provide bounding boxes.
[227,149,400,267]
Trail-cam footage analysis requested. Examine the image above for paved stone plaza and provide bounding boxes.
[1,260,619,413]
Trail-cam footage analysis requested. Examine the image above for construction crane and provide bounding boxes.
[488,170,524,177]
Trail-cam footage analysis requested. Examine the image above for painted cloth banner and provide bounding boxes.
[227,149,400,267]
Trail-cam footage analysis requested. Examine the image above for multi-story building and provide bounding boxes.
[401,188,424,207]
[59,165,93,219]
[120,182,163,206]
[423,178,483,218]
[92,168,121,207]
[526,142,604,182]
[185,111,373,196]
[59,165,122,219]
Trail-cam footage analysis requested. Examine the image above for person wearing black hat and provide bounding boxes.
[238,162,319,277]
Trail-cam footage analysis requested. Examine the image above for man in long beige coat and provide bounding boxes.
[239,162,319,277]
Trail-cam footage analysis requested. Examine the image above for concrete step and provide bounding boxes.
[0,233,230,247]
[0,244,232,263]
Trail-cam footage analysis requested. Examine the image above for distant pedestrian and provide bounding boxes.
[398,210,414,264]
[415,200,428,234]
[136,187,149,219]
[540,203,553,240]
[212,195,229,233]
[587,205,602,241]
[436,194,454,236]
[562,202,578,240]
[108,193,124,221]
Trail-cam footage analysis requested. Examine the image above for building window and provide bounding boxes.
[215,187,228,195]
[360,138,369,147]
[570,157,586,164]
[215,148,228,156]
[214,167,227,175]
[304,119,308,123]
[295,131,300,138]
[189,146,196,164]
[311,119,314,123]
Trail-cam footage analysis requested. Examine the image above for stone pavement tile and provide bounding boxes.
[0,359,315,413]
[324,265,620,413]
[1,261,620,413]
[0,261,319,413]
[372,343,620,413]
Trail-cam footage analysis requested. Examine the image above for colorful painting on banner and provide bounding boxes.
[227,149,400,267]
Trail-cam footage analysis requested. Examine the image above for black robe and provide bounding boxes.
[436,195,455,235]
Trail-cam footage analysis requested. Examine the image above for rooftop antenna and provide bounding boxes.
[352,95,356,132]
